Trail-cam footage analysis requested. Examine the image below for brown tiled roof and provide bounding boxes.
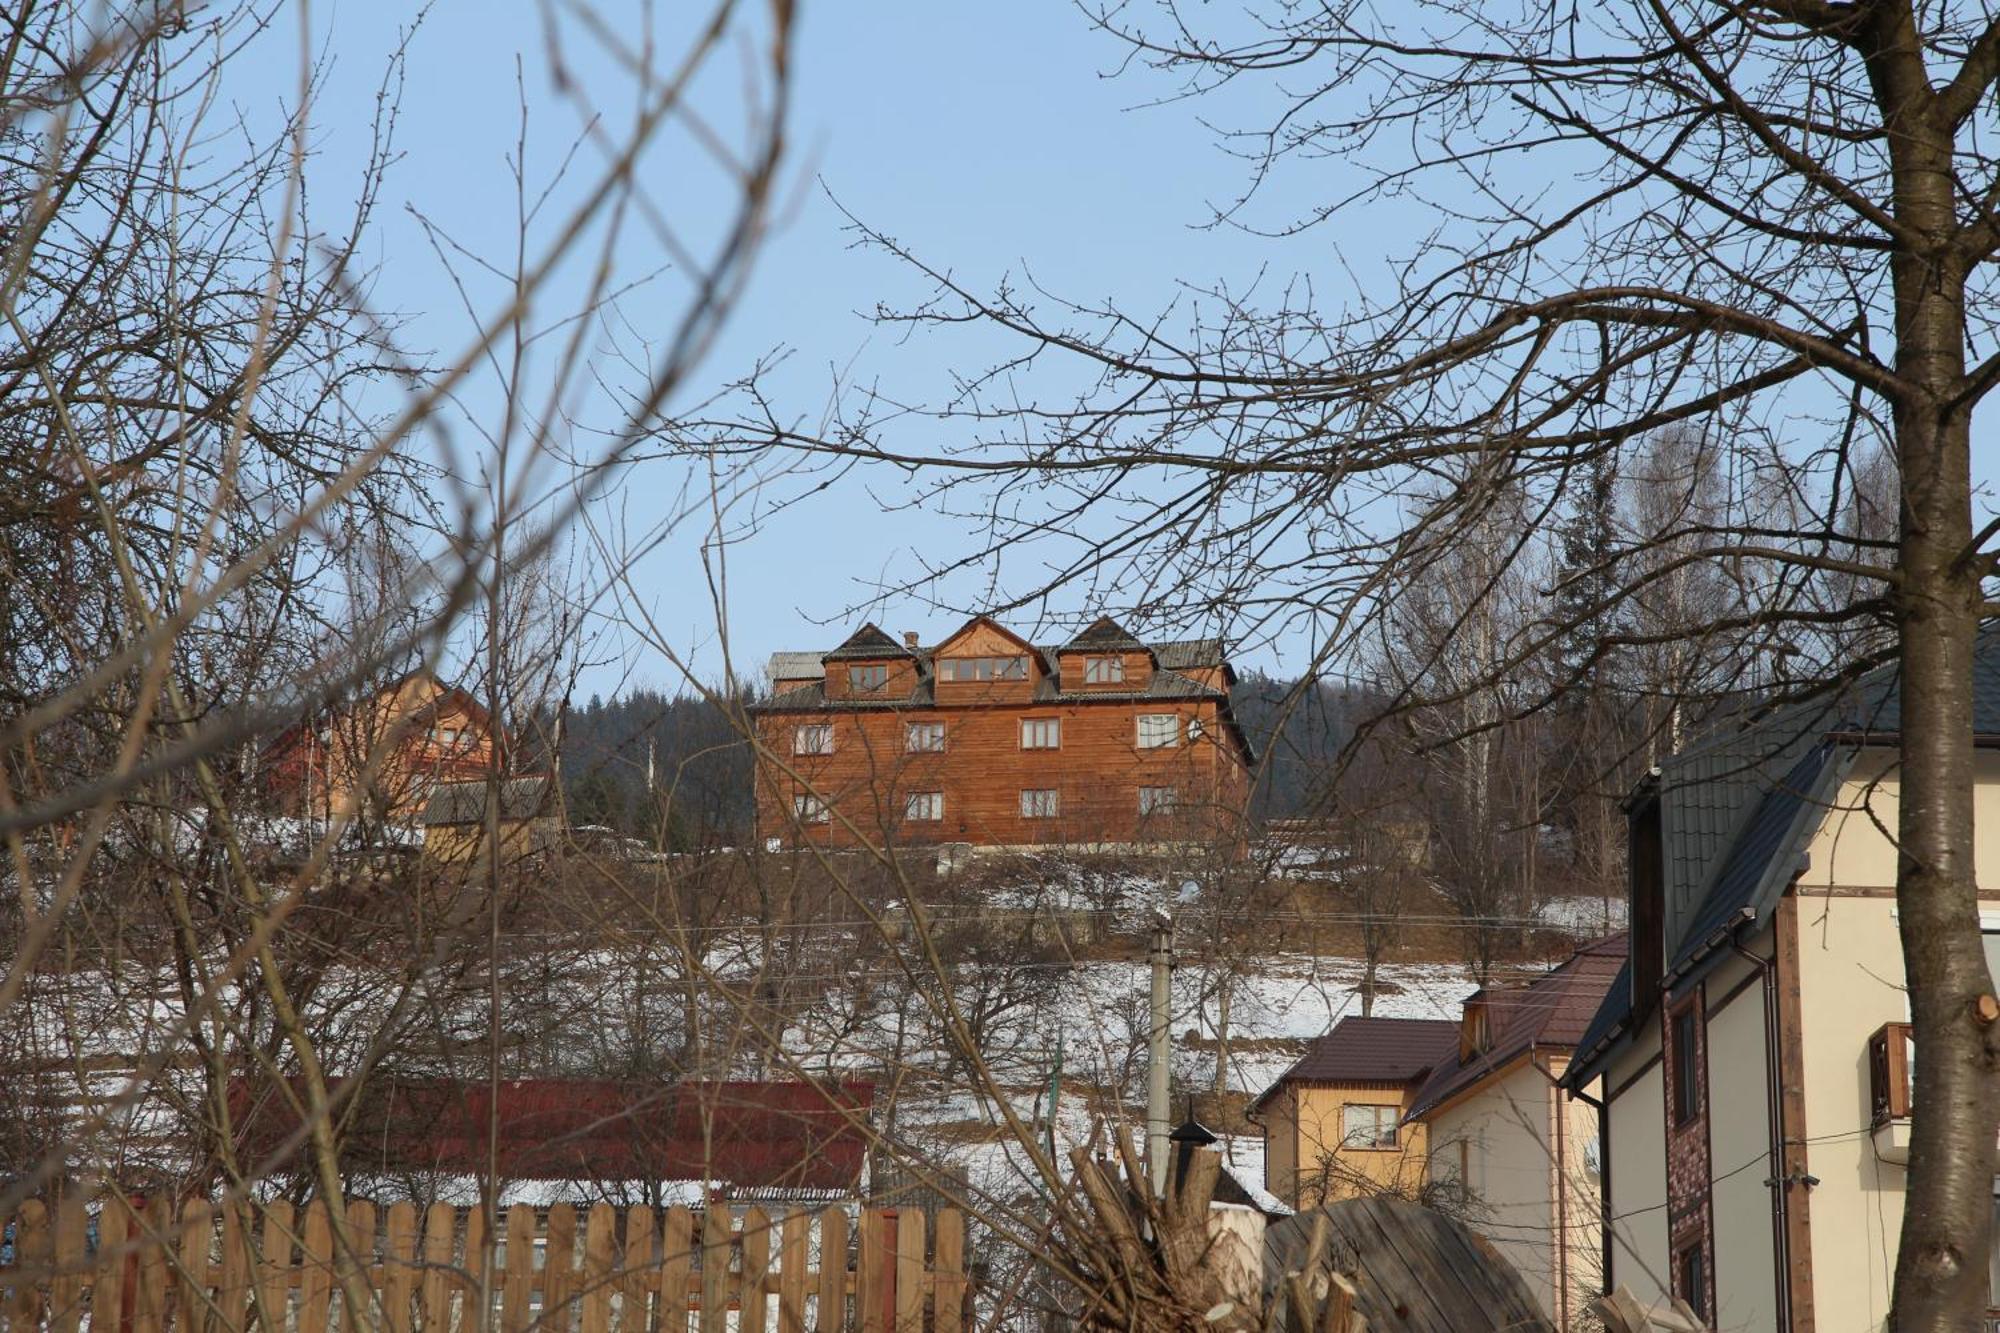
[1406,932,1627,1120]
[1250,1017,1460,1112]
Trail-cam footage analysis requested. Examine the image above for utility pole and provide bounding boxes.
[1147,910,1174,1197]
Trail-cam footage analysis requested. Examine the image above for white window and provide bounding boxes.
[1138,786,1177,815]
[1021,718,1061,749]
[1083,656,1124,684]
[905,791,944,821]
[906,722,947,753]
[1341,1103,1399,1149]
[1020,789,1059,818]
[793,724,833,756]
[791,794,829,823]
[1137,714,1181,749]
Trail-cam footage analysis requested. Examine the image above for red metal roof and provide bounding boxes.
[232,1077,873,1191]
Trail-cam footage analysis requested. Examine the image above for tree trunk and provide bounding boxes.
[1872,13,1998,1324]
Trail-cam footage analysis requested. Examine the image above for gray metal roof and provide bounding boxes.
[420,775,554,826]
[766,652,823,683]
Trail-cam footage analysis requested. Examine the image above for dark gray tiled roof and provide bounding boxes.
[823,623,914,660]
[1064,616,1146,651]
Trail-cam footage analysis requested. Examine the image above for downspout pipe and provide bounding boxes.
[1729,915,1792,1333]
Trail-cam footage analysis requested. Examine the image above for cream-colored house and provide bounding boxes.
[1250,1015,1458,1208]
[1563,634,2000,1331]
[1405,934,1622,1329]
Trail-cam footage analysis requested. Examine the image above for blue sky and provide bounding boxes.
[229,3,1994,700]
[226,1,1348,694]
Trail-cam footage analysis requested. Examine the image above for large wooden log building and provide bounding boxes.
[749,615,1254,852]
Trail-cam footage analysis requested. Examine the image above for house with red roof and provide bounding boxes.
[1248,1015,1460,1209]
[1404,934,1625,1330]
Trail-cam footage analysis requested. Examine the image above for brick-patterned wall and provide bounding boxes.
[1662,986,1715,1319]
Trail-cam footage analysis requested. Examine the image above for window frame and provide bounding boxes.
[1020,788,1060,819]
[790,793,830,824]
[1671,1006,1700,1126]
[938,655,1029,682]
[1675,1243,1707,1321]
[1020,717,1062,750]
[904,791,944,822]
[1340,1102,1401,1151]
[1083,655,1125,684]
[905,721,947,753]
[1138,786,1178,815]
[1136,713,1182,749]
[792,723,834,756]
[847,663,890,692]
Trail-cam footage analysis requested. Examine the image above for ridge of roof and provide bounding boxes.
[822,623,913,661]
[1250,1016,1460,1112]
[1064,616,1147,651]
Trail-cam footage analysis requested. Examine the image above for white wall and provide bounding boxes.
[1605,1038,1670,1309]
[1430,1059,1602,1324]
[1703,947,1779,1333]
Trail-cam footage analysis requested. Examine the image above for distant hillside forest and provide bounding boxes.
[556,672,1364,848]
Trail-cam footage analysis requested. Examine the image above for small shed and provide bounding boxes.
[419,774,560,862]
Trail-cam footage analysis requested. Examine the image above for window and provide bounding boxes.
[793,724,833,756]
[1021,718,1061,749]
[1671,1007,1700,1126]
[905,791,944,821]
[848,664,889,691]
[791,794,829,824]
[938,656,1028,682]
[1138,786,1177,815]
[906,722,946,753]
[1676,1243,1707,1320]
[1083,656,1125,684]
[1341,1103,1400,1150]
[1137,714,1181,748]
[1020,789,1060,818]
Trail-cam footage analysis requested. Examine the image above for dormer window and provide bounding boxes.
[938,656,1028,682]
[848,664,889,691]
[1083,656,1125,684]
[1460,1001,1490,1060]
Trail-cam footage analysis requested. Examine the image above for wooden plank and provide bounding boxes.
[776,1213,807,1333]
[253,1201,294,1333]
[543,1204,577,1333]
[622,1208,656,1333]
[214,1202,251,1333]
[384,1203,419,1333]
[930,1212,963,1333]
[347,1200,379,1332]
[174,1199,215,1333]
[657,1207,693,1333]
[131,1196,171,1333]
[9,1198,49,1329]
[419,1205,457,1333]
[853,1212,884,1333]
[49,1196,90,1333]
[464,1205,492,1331]
[297,1201,335,1333]
[96,1199,134,1333]
[892,1211,923,1333]
[578,1206,615,1333]
[697,1211,731,1333]
[740,1208,772,1333]
[501,1205,536,1333]
[814,1209,847,1333]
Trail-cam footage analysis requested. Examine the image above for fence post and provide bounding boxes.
[50,1197,89,1333]
[776,1214,807,1333]
[893,1212,924,1333]
[739,1209,771,1333]
[501,1205,535,1333]
[579,1206,614,1333]
[382,1203,418,1333]
[932,1212,964,1333]
[215,1202,251,1333]
[696,1211,730,1333]
[657,1207,691,1333]
[173,1201,213,1333]
[418,1204,456,1333]
[131,1197,170,1333]
[543,1204,576,1333]
[814,1210,847,1333]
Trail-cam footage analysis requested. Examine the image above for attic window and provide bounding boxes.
[938,656,1028,682]
[1462,1003,1491,1058]
[1083,656,1125,684]
[848,664,889,691]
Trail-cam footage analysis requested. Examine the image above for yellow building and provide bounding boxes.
[1249,1015,1458,1209]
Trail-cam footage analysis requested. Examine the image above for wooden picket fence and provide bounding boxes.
[0,1198,968,1333]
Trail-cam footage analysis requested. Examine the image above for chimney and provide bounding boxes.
[903,631,920,650]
